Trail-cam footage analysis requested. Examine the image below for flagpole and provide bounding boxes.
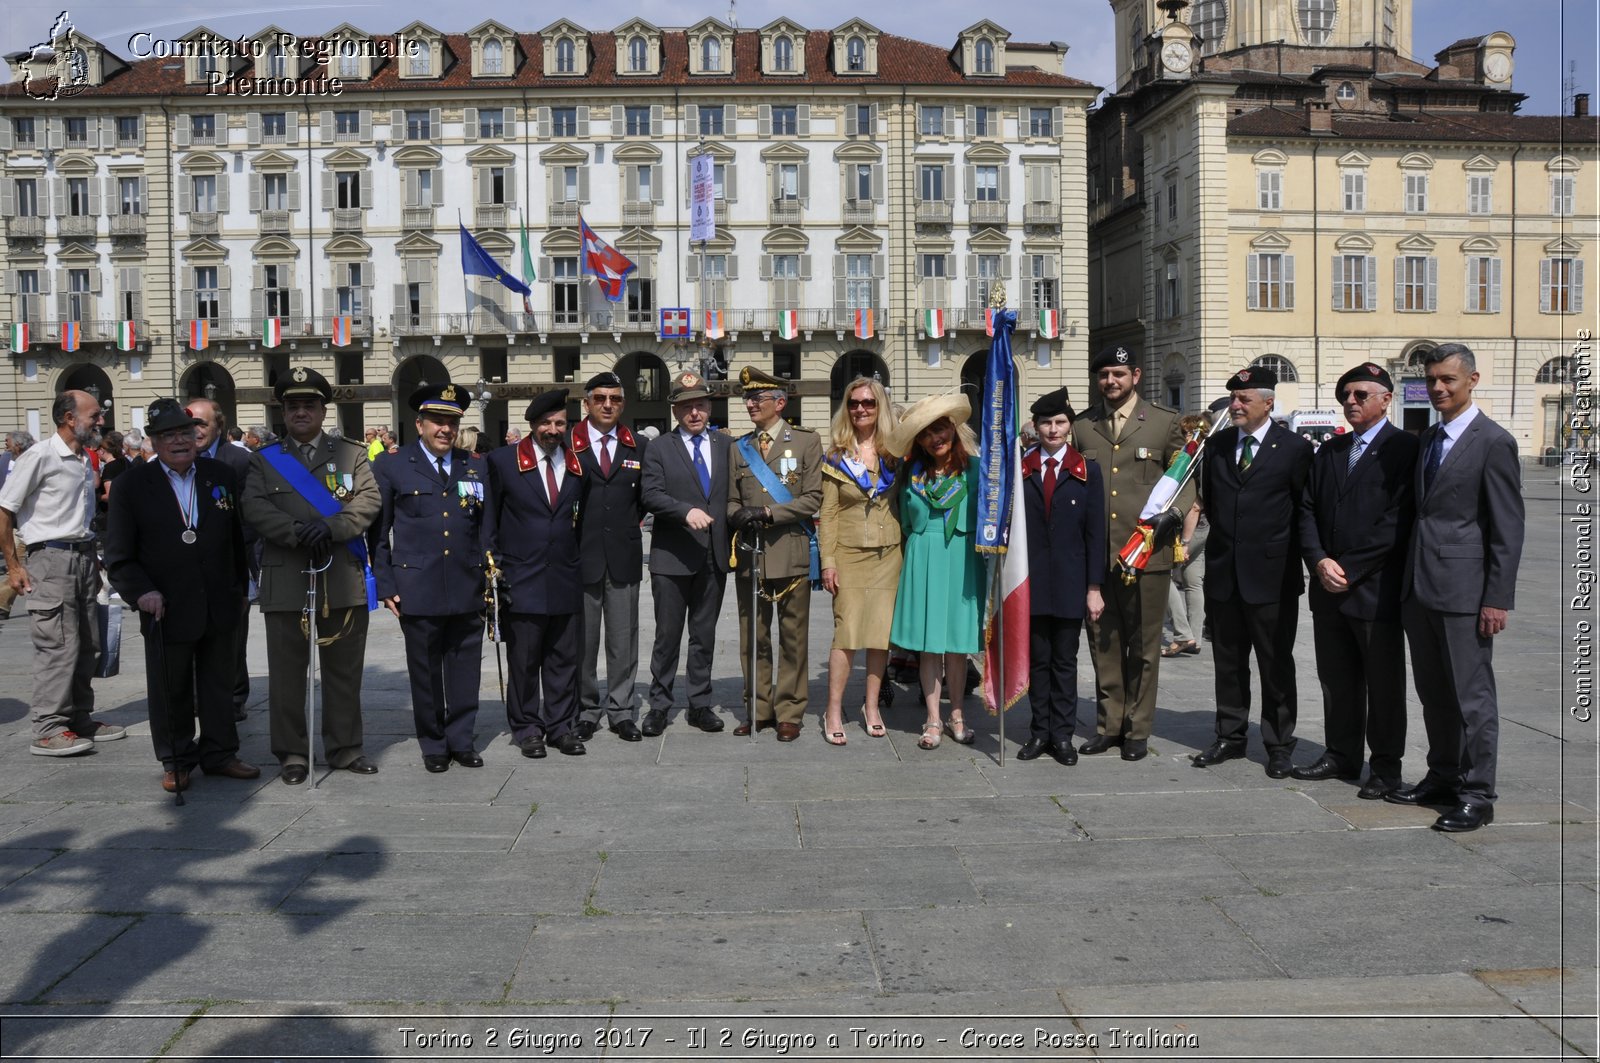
[577,212,586,335]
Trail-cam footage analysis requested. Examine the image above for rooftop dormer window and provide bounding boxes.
[483,37,504,74]
[847,36,865,71]
[702,37,721,71]
[974,38,994,74]
[773,35,793,72]
[556,37,575,73]
[409,48,431,76]
[628,35,647,71]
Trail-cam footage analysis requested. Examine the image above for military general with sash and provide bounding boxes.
[241,366,382,784]
[372,383,488,773]
[726,367,823,742]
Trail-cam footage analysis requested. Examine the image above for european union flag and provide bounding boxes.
[460,224,533,297]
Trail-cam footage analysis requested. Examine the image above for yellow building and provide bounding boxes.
[1090,0,1596,455]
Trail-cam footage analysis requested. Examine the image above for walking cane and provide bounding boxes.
[745,526,763,743]
[149,617,184,807]
[484,551,506,704]
[302,547,333,789]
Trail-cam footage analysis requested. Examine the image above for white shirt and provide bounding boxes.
[1234,422,1271,465]
[588,420,616,467]
[539,445,567,493]
[158,460,199,528]
[1040,444,1070,468]
[417,440,450,480]
[0,434,95,544]
[677,427,714,478]
[1435,402,1481,462]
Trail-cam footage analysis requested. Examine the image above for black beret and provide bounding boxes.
[1225,365,1278,392]
[585,372,623,392]
[1029,387,1075,421]
[1336,362,1393,398]
[275,366,333,403]
[525,389,569,424]
[409,382,467,417]
[146,398,203,436]
[1090,345,1137,373]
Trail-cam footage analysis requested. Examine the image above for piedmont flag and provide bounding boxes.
[116,320,136,351]
[59,321,80,352]
[261,317,282,348]
[659,307,690,339]
[922,308,945,339]
[189,319,209,351]
[10,323,29,354]
[1038,308,1060,339]
[976,307,1030,714]
[331,315,352,347]
[985,308,1001,337]
[777,309,799,340]
[704,308,725,340]
[853,308,874,340]
[578,215,636,303]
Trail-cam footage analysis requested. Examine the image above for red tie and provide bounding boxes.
[545,455,560,506]
[1043,457,1058,517]
[598,434,613,476]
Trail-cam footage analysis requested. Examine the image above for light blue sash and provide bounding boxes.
[258,446,378,611]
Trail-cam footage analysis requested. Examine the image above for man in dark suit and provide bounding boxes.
[187,397,256,723]
[373,383,488,772]
[1019,388,1106,766]
[639,371,732,736]
[1386,343,1524,832]
[1293,363,1419,799]
[571,372,647,743]
[105,399,259,793]
[1194,366,1314,778]
[484,390,586,758]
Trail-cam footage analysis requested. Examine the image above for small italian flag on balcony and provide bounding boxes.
[331,315,352,347]
[189,319,209,351]
[9,323,28,354]
[1037,308,1060,339]
[922,308,945,339]
[116,321,136,351]
[777,309,799,341]
[59,321,80,352]
[853,308,874,340]
[261,317,282,348]
[704,309,725,340]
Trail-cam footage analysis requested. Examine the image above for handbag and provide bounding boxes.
[96,600,122,679]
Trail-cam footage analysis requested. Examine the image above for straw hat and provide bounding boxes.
[885,393,972,459]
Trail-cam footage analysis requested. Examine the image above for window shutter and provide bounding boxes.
[1052,107,1063,135]
[967,278,982,309]
[247,113,262,145]
[759,254,772,281]
[502,107,516,137]
[1000,255,1012,279]
[1464,259,1478,312]
[685,103,699,129]
[476,168,489,206]
[1392,256,1402,309]
[800,254,812,279]
[725,162,738,202]
[537,107,550,137]
[285,112,298,146]
[178,177,193,214]
[844,106,857,136]
[215,114,228,145]
[180,289,195,320]
[462,107,478,142]
[1018,106,1028,134]
[577,167,589,203]
[685,256,699,281]
[392,109,407,136]
[1246,254,1259,309]
[504,169,518,207]
[651,164,663,204]
[288,288,302,319]
[321,171,334,211]
[0,122,10,152]
[430,170,443,207]
[358,110,372,141]
[943,105,954,133]
[0,179,12,218]
[797,105,810,136]
[1487,259,1502,312]
[250,284,263,319]
[211,175,227,212]
[429,108,442,142]
[726,255,739,280]
[89,269,101,295]
[1365,255,1377,310]
[288,173,302,211]
[965,104,976,136]
[393,283,406,316]
[612,104,624,133]
[834,262,847,312]
[538,256,551,280]
[218,265,231,293]
[323,288,335,318]
[1425,257,1437,311]
[999,168,1010,202]
[651,105,663,137]
[577,105,589,131]
[944,254,955,278]
[725,104,737,130]
[100,118,114,150]
[798,164,810,205]
[319,111,333,143]
[250,173,263,211]
[137,176,148,214]
[758,104,772,137]
[174,118,191,147]
[1283,254,1295,310]
[100,176,113,215]
[964,164,977,202]
[1575,260,1586,314]
[624,166,639,202]
[1540,258,1552,312]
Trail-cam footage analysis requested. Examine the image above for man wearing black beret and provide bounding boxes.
[485,389,587,758]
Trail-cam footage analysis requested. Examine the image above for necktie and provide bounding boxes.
[436,455,449,485]
[1424,429,1443,493]
[1042,457,1058,518]
[758,430,773,460]
[300,443,316,466]
[1347,437,1364,474]
[599,434,613,476]
[545,455,560,507]
[691,433,711,498]
[1239,435,1255,470]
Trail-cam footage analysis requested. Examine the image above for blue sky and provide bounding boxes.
[4,0,1596,115]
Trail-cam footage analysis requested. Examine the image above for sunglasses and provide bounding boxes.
[589,394,624,405]
[847,398,877,410]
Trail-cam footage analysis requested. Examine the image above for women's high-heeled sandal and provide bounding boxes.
[944,712,977,746]
[862,705,887,738]
[917,723,943,750]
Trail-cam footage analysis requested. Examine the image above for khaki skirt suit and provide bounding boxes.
[818,456,902,651]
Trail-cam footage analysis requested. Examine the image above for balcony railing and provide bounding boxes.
[915,200,953,224]
[841,199,876,225]
[331,208,363,233]
[402,207,435,230]
[621,201,655,226]
[392,310,541,337]
[188,212,219,235]
[769,198,803,225]
[475,205,508,230]
[968,201,1007,226]
[57,216,98,237]
[1023,202,1061,226]
[109,214,146,236]
[5,216,45,238]
[548,202,580,227]
[258,210,292,234]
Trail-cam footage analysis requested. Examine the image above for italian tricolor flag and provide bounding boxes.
[261,318,282,348]
[853,308,874,340]
[9,323,27,354]
[922,308,944,339]
[116,321,136,351]
[1037,308,1059,339]
[777,309,799,341]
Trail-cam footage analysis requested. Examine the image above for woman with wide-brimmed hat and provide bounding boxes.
[885,393,983,750]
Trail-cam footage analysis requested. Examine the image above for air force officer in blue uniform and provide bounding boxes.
[372,383,487,772]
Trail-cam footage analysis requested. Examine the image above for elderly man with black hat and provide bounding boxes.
[725,366,823,742]
[571,372,648,743]
[1291,362,1419,799]
[484,389,587,758]
[241,366,382,784]
[1193,365,1314,777]
[1070,344,1191,762]
[105,398,258,793]
[639,371,733,736]
[372,383,489,772]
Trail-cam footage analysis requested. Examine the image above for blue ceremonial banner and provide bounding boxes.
[460,224,533,297]
[975,308,1018,556]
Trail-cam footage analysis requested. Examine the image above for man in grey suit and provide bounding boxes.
[639,371,732,736]
[1385,343,1524,832]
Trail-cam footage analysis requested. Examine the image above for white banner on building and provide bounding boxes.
[689,154,715,243]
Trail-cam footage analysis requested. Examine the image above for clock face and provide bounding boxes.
[1484,52,1509,83]
[1162,41,1192,72]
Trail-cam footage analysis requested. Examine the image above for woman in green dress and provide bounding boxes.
[887,394,984,750]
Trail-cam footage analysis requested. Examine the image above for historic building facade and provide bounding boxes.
[1090,0,1596,455]
[1,17,1097,440]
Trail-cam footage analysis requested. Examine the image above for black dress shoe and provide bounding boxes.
[423,754,450,773]
[575,720,599,741]
[1290,754,1360,781]
[451,750,484,768]
[1434,802,1494,832]
[733,719,774,737]
[1017,737,1050,761]
[685,709,725,733]
[1120,738,1148,762]
[521,735,548,759]
[1192,740,1246,767]
[1383,778,1458,806]
[281,764,308,786]
[639,710,668,737]
[344,756,379,775]
[1357,775,1399,800]
[609,720,644,742]
[1079,734,1123,755]
[1050,742,1079,766]
[1265,751,1293,779]
[553,733,587,756]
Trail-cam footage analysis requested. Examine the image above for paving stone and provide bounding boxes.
[1058,788,1351,839]
[798,796,1085,849]
[512,798,800,853]
[490,762,749,807]
[958,837,1254,905]
[265,804,530,853]
[593,845,980,915]
[509,911,877,1003]
[0,848,57,890]
[0,761,73,801]
[1478,965,1599,1059]
[0,1004,194,1062]
[45,914,531,1003]
[16,761,274,805]
[0,913,135,1002]
[1446,822,1600,885]
[1204,827,1528,895]
[0,848,322,914]
[281,851,599,916]
[243,761,518,805]
[746,760,994,802]
[0,802,67,845]
[5,801,310,853]
[980,756,1246,797]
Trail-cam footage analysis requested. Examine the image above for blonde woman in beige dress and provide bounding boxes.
[818,377,901,745]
